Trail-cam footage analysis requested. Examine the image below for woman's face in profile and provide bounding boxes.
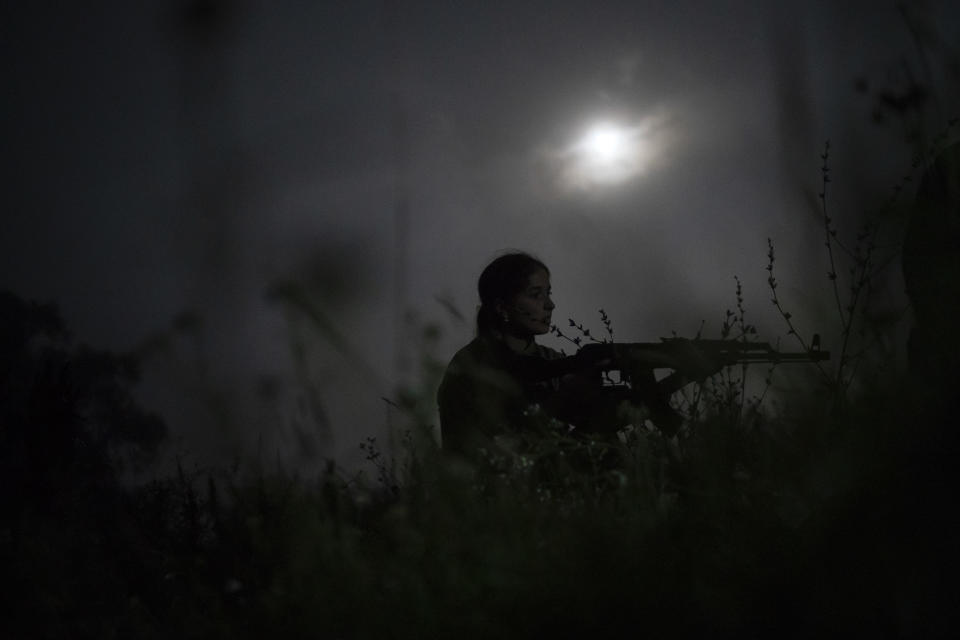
[503,268,555,337]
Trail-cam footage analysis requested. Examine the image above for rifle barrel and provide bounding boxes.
[625,341,831,364]
[726,351,830,363]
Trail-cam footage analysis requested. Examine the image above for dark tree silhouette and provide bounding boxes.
[1,291,166,503]
[903,142,960,391]
[1,290,169,636]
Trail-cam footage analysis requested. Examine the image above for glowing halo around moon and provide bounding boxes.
[550,117,663,192]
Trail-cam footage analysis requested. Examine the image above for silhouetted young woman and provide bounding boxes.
[437,252,653,459]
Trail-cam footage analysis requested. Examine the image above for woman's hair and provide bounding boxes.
[476,252,549,336]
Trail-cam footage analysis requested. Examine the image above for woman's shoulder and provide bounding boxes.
[438,337,519,404]
[445,336,504,370]
[448,337,564,362]
[443,337,567,380]
[533,343,565,361]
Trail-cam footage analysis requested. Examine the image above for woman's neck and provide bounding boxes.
[500,332,537,354]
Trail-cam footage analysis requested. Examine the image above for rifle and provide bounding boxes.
[604,335,829,372]
[581,336,830,434]
[513,335,829,386]
[511,336,829,436]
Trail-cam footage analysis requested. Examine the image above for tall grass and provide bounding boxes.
[4,282,957,638]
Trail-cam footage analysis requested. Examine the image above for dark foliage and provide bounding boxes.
[1,290,167,639]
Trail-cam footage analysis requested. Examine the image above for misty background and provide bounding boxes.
[3,0,957,472]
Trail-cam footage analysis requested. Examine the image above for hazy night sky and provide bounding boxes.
[3,1,957,470]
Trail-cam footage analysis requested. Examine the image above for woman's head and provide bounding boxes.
[476,252,554,338]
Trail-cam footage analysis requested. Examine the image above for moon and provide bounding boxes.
[557,120,653,190]
[581,124,631,165]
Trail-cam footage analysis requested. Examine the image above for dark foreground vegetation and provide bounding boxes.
[5,106,960,638]
[2,277,958,639]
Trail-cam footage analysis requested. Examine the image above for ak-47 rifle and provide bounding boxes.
[510,335,829,435]
[587,334,829,390]
[578,336,830,434]
[603,334,829,373]
[514,335,829,387]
